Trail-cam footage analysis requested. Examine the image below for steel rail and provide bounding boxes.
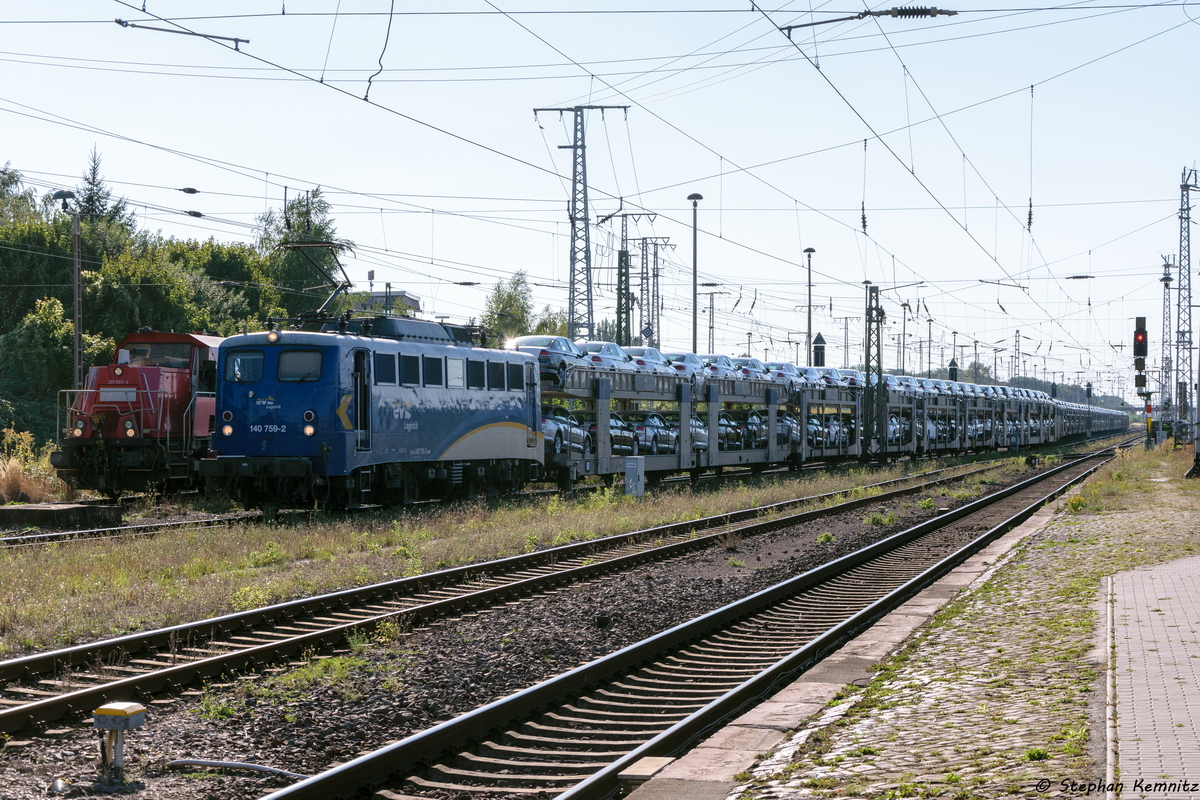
[0,513,255,548]
[256,451,1111,800]
[0,460,1012,733]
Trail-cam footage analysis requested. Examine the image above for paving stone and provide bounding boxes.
[635,462,1200,800]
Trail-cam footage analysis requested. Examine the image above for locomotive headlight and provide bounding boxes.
[75,419,85,430]
[72,427,83,437]
[266,330,280,343]
[113,366,124,377]
[303,425,315,437]
[222,425,233,436]
[222,410,233,422]
[125,427,136,438]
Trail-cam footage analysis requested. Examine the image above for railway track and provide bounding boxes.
[0,458,1020,734]
[3,432,1128,548]
[259,446,1116,800]
[0,512,260,549]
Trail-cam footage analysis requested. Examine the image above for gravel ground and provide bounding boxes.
[0,464,1032,800]
[727,463,1200,799]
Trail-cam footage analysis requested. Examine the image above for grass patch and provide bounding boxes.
[0,453,1073,657]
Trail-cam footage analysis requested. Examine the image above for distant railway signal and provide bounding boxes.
[1133,317,1148,358]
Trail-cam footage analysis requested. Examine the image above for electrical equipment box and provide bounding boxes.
[624,456,645,497]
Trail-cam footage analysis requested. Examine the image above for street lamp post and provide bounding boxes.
[804,247,816,365]
[688,193,703,353]
[926,318,934,377]
[52,190,81,391]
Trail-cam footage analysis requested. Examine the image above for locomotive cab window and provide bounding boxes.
[446,358,465,388]
[278,350,323,382]
[487,361,505,390]
[507,362,524,390]
[374,352,397,385]
[130,342,192,368]
[225,350,264,383]
[466,360,486,389]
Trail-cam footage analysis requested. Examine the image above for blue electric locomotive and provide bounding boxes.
[199,316,544,509]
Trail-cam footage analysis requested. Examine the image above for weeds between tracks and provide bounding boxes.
[0,458,1020,658]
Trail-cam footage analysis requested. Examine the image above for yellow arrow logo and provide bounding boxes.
[336,394,353,430]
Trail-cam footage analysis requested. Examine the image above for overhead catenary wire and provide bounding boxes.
[4,1,1166,367]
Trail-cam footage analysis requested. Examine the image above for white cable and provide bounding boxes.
[167,759,309,780]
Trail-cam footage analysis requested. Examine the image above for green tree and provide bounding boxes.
[0,163,38,224]
[0,298,109,442]
[532,305,567,336]
[593,317,617,343]
[481,271,533,340]
[76,146,136,232]
[86,243,248,338]
[255,188,353,319]
[162,237,273,324]
[0,215,81,335]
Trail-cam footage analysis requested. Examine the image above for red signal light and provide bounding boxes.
[1133,317,1148,358]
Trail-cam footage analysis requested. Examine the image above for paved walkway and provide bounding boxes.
[1113,558,1200,799]
[626,465,1200,800]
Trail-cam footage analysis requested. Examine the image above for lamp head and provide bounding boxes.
[803,247,816,254]
[687,193,703,203]
[51,189,76,212]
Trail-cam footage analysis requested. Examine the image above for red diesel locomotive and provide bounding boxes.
[51,330,223,497]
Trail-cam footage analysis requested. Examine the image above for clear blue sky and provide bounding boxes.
[4,1,1197,400]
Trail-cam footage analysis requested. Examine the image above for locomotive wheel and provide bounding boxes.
[102,466,123,500]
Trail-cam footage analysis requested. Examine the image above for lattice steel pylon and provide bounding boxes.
[630,236,669,346]
[1178,168,1197,446]
[533,105,628,340]
[599,204,656,347]
[862,285,885,460]
[1160,258,1174,430]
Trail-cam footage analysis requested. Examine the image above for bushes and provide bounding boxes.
[0,427,66,503]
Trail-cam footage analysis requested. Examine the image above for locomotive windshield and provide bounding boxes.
[278,350,323,382]
[126,342,192,368]
[225,350,263,383]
